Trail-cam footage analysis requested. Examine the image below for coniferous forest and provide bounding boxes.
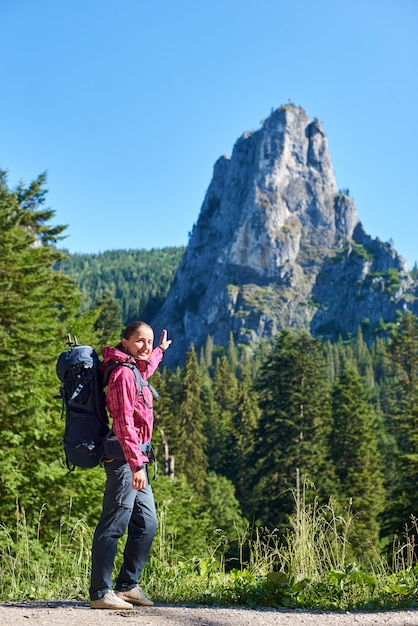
[3,171,418,606]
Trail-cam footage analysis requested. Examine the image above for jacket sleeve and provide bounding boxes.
[141,346,164,379]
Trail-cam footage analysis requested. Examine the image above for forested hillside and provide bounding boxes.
[57,247,185,323]
[2,170,418,570]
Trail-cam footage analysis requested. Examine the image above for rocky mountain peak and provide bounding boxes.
[193,106,357,272]
[152,105,414,366]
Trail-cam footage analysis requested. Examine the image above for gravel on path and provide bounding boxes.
[1,602,418,626]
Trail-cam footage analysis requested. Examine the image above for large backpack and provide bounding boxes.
[56,335,109,471]
[56,335,159,472]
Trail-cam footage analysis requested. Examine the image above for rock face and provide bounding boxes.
[152,105,416,366]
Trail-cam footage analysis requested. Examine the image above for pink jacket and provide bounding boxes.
[102,345,164,472]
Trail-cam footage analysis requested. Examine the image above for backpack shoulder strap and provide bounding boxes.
[102,361,160,401]
[122,362,160,402]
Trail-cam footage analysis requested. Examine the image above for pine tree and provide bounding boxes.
[249,329,334,529]
[229,363,261,503]
[0,171,83,526]
[209,355,239,475]
[93,291,124,347]
[205,335,214,368]
[227,331,239,375]
[384,312,418,535]
[331,366,385,551]
[174,346,208,493]
[353,326,375,390]
[200,366,219,475]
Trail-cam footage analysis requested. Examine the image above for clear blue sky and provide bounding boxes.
[1,0,417,267]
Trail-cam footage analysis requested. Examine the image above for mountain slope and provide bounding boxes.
[150,105,415,365]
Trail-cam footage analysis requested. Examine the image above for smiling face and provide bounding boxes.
[122,324,154,360]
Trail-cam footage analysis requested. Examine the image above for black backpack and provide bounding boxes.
[56,335,159,472]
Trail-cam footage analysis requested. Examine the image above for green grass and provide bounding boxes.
[1,496,418,610]
[0,503,91,601]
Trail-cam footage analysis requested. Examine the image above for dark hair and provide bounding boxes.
[122,321,152,340]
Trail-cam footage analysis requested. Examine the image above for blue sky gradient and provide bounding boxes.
[1,0,417,266]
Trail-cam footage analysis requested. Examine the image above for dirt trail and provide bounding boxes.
[1,602,418,626]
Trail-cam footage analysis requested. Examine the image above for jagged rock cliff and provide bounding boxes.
[152,105,416,366]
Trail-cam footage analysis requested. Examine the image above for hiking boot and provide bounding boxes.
[115,585,154,606]
[90,589,133,609]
